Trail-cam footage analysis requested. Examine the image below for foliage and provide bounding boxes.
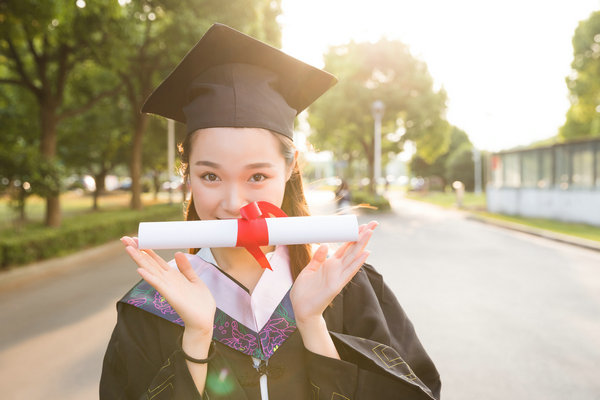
[92,0,283,210]
[350,190,391,213]
[561,10,600,139]
[0,0,283,220]
[0,203,182,268]
[0,0,123,226]
[308,39,450,192]
[58,87,130,209]
[0,85,60,219]
[445,142,475,190]
[409,126,474,189]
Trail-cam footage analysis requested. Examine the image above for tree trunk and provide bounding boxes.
[40,103,61,227]
[130,113,148,210]
[367,153,375,195]
[17,186,27,222]
[359,138,376,195]
[93,170,107,210]
[152,170,160,201]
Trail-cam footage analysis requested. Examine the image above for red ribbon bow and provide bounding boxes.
[235,201,288,270]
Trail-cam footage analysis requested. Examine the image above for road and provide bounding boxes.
[0,191,599,399]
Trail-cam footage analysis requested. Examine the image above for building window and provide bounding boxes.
[571,146,594,188]
[539,149,553,189]
[521,151,539,188]
[503,153,521,187]
[555,146,570,190]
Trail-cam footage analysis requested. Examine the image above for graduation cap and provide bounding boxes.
[142,23,337,139]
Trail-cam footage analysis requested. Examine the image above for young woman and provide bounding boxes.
[100,24,440,400]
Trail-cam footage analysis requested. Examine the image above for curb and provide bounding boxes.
[396,194,600,253]
[466,214,600,252]
[0,239,124,291]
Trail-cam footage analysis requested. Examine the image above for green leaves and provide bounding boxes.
[562,10,600,140]
[1,0,283,220]
[308,38,450,188]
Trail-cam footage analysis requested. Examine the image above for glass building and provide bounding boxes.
[487,137,600,226]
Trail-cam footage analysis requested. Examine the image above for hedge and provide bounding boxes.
[0,203,183,268]
[350,190,391,213]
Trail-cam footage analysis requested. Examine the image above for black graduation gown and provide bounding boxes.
[100,263,441,399]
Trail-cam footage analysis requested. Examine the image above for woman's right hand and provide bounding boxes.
[121,236,216,336]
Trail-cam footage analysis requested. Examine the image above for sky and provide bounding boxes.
[280,0,600,152]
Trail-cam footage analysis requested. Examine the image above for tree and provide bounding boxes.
[59,88,130,210]
[445,142,475,191]
[0,84,66,222]
[97,0,283,210]
[308,39,450,193]
[561,10,600,140]
[0,85,38,221]
[0,0,121,226]
[410,126,473,189]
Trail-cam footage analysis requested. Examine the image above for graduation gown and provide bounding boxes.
[100,247,441,399]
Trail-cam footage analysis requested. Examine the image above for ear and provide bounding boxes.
[286,150,299,181]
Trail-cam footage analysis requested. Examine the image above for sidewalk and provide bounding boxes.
[465,213,600,252]
[0,239,124,291]
[391,192,600,253]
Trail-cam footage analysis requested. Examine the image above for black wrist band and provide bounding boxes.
[181,341,216,364]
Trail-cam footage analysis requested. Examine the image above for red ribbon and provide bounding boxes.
[236,201,288,270]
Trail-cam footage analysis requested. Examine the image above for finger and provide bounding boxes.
[366,221,379,230]
[342,229,373,265]
[305,244,328,272]
[335,222,375,258]
[126,246,163,277]
[121,236,137,248]
[136,267,164,292]
[333,240,353,258]
[144,249,171,271]
[341,250,370,284]
[174,252,199,282]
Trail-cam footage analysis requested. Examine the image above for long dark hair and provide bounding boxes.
[179,130,312,280]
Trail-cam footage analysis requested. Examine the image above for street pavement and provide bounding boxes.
[0,191,599,399]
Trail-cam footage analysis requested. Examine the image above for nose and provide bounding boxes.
[221,184,247,217]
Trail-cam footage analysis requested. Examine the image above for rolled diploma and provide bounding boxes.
[138,215,358,250]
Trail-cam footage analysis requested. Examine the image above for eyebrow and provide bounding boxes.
[194,161,275,169]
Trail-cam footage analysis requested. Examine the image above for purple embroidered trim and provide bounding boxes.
[212,292,296,359]
[120,280,296,360]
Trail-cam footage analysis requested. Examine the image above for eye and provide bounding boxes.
[249,173,267,182]
[201,173,220,182]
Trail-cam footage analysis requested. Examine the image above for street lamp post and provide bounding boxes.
[371,100,385,194]
[472,147,482,195]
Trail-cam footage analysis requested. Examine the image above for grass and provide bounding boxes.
[405,190,600,243]
[473,211,600,242]
[0,190,184,231]
[405,190,487,210]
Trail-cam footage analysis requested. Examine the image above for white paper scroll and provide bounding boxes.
[137,215,359,250]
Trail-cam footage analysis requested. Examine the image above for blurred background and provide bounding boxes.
[1,0,599,399]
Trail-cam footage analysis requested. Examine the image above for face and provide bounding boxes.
[188,127,292,220]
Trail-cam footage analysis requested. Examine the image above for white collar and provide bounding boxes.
[172,246,292,332]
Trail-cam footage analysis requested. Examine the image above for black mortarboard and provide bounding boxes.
[141,23,337,139]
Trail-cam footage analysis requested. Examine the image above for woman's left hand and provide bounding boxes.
[290,221,378,326]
